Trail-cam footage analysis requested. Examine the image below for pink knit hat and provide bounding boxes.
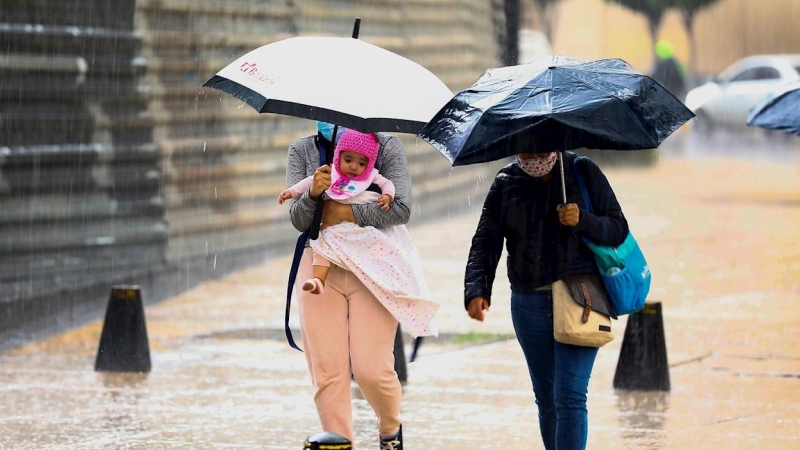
[332,130,380,182]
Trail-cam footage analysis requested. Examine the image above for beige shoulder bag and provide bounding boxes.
[552,273,616,347]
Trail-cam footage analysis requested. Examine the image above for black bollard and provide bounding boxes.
[303,432,352,449]
[393,325,407,383]
[613,302,670,391]
[410,336,424,362]
[94,285,152,373]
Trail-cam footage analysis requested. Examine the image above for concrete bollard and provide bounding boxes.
[393,325,407,383]
[613,302,670,391]
[94,285,151,373]
[303,432,352,449]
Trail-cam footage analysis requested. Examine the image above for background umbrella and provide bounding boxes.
[418,55,695,202]
[747,80,800,136]
[203,18,453,239]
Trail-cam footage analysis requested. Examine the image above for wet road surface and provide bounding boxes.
[2,146,800,449]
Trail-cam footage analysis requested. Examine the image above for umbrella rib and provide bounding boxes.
[555,69,656,144]
[562,66,688,105]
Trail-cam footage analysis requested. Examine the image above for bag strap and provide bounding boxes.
[572,156,593,214]
[574,157,627,258]
[284,137,329,352]
[572,156,604,253]
[365,134,385,194]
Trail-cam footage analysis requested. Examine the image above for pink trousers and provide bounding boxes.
[296,248,402,442]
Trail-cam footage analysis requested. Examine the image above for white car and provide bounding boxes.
[684,54,800,132]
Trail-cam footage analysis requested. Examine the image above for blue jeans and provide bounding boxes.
[511,290,598,450]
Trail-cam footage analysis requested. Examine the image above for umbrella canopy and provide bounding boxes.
[747,81,800,136]
[203,25,453,242]
[202,35,453,134]
[418,55,695,166]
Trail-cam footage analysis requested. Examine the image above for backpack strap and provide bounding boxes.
[284,136,329,352]
[365,134,385,194]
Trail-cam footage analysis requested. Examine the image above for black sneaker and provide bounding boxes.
[379,424,403,450]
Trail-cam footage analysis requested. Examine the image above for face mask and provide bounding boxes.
[515,152,558,177]
[317,122,347,143]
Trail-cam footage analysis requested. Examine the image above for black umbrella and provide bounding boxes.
[747,81,800,136]
[418,55,695,202]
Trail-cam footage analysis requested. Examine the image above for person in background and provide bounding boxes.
[651,40,687,101]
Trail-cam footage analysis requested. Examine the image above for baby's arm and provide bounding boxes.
[373,173,395,211]
[279,175,314,204]
[373,173,395,200]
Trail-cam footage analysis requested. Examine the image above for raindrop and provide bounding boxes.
[213,255,217,270]
[467,196,471,206]
[203,142,207,152]
[215,187,218,199]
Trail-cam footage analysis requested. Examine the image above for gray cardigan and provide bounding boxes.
[286,133,412,236]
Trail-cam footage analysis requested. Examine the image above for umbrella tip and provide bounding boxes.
[352,18,361,39]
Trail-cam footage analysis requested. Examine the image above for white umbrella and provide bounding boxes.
[203,19,452,241]
[203,35,453,134]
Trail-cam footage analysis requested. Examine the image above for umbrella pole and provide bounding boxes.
[558,151,567,205]
[309,125,338,240]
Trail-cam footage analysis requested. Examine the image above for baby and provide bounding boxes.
[279,130,395,294]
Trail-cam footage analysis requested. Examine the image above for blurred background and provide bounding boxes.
[1,0,798,349]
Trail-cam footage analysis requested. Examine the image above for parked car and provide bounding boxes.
[684,54,800,132]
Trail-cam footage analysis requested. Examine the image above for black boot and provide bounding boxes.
[379,424,402,450]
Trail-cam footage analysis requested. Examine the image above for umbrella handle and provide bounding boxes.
[558,152,567,205]
[308,125,338,240]
[309,201,324,240]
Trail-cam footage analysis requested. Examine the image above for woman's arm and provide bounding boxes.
[464,176,505,309]
[573,159,629,247]
[287,137,317,232]
[351,134,411,227]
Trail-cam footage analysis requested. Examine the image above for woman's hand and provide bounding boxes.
[467,296,490,322]
[310,165,332,200]
[320,200,356,230]
[557,203,580,227]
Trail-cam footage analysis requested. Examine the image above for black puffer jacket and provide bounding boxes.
[464,152,629,309]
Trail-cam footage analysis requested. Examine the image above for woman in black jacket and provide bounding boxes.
[464,150,628,450]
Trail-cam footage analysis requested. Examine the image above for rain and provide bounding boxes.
[1,1,799,449]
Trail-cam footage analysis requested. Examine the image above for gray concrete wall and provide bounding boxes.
[1,0,506,348]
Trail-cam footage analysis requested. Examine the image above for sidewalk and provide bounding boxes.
[1,157,800,449]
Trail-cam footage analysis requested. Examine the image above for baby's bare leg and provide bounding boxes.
[312,264,330,283]
[303,252,331,294]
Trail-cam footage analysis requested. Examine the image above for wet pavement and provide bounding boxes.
[2,151,800,449]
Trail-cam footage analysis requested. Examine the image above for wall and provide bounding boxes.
[0,0,161,347]
[0,0,504,348]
